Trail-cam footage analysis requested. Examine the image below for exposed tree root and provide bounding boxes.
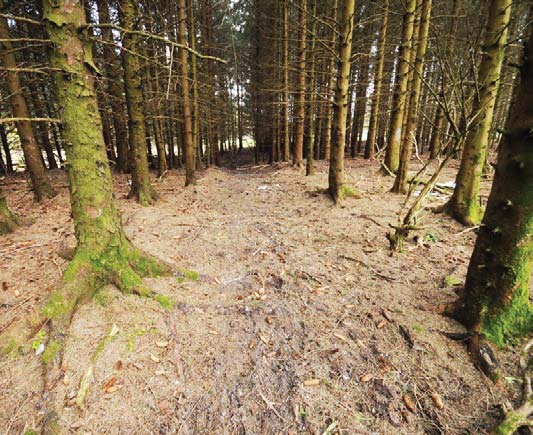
[491,339,533,434]
[128,183,159,206]
[440,299,503,382]
[0,195,21,235]
[10,242,175,435]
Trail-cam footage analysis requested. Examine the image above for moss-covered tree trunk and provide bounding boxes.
[0,186,19,235]
[392,0,432,194]
[293,0,307,167]
[0,0,55,201]
[447,0,512,225]
[452,17,533,349]
[365,0,389,160]
[383,0,416,173]
[178,0,196,186]
[119,0,158,205]
[41,1,172,431]
[328,0,356,203]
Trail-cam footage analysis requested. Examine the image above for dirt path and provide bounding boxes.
[1,159,508,434]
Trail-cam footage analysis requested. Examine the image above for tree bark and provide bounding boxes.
[293,0,307,167]
[453,15,533,347]
[383,0,417,173]
[365,0,389,160]
[96,0,130,173]
[322,0,339,161]
[0,0,55,201]
[41,1,172,430]
[392,0,432,193]
[178,0,196,186]
[119,0,158,205]
[447,0,512,225]
[328,0,356,203]
[0,186,19,235]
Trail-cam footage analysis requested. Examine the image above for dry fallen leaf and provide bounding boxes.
[376,319,388,329]
[150,354,161,363]
[116,360,123,371]
[102,376,117,391]
[259,335,270,345]
[431,392,444,409]
[403,394,416,412]
[360,373,373,383]
[333,333,348,343]
[208,330,219,336]
[265,316,273,325]
[156,341,169,348]
[303,379,320,387]
[158,399,170,415]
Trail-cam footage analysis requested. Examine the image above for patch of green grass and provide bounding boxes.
[31,330,47,351]
[412,324,425,334]
[155,294,175,309]
[341,185,361,199]
[445,275,462,287]
[176,268,200,283]
[424,232,439,243]
[94,286,115,306]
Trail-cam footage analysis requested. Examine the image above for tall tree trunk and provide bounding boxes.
[178,0,196,186]
[41,1,172,430]
[96,0,129,173]
[323,0,339,161]
[119,0,158,204]
[293,0,307,167]
[188,0,202,170]
[383,0,417,173]
[328,0,356,203]
[447,0,512,225]
[392,0,432,193]
[365,0,389,160]
[306,0,318,176]
[0,1,55,201]
[428,0,461,160]
[452,14,533,350]
[282,0,290,162]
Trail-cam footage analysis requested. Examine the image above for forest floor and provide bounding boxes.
[0,154,525,434]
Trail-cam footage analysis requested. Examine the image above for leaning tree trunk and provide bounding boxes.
[119,0,158,205]
[0,0,55,201]
[447,0,512,225]
[40,1,172,431]
[293,0,307,167]
[383,0,417,173]
[0,186,19,235]
[452,11,533,351]
[178,0,196,186]
[392,0,432,194]
[328,0,356,203]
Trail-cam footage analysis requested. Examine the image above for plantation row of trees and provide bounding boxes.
[0,0,532,431]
